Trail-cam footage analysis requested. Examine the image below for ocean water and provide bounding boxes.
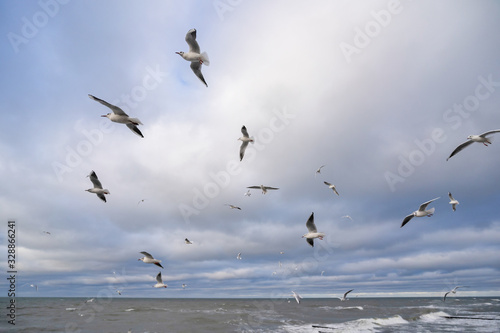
[1,297,499,332]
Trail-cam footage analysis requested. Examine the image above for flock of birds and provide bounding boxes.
[78,27,500,300]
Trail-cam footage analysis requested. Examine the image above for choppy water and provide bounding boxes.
[1,297,499,332]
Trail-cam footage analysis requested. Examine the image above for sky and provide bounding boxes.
[0,0,499,299]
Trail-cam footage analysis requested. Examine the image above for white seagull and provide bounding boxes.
[153,272,167,288]
[176,28,210,87]
[30,284,38,291]
[182,284,187,289]
[323,181,339,196]
[184,238,193,245]
[291,291,302,304]
[448,192,459,212]
[447,130,500,160]
[85,170,110,202]
[236,252,242,260]
[302,212,325,247]
[247,185,279,194]
[244,190,252,197]
[88,94,144,138]
[315,165,325,177]
[238,126,254,161]
[338,289,353,301]
[341,215,353,221]
[443,286,462,302]
[225,204,242,210]
[138,251,164,269]
[401,197,440,228]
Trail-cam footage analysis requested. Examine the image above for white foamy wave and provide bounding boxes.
[125,308,135,312]
[336,306,364,310]
[65,307,76,311]
[419,311,450,323]
[306,315,408,332]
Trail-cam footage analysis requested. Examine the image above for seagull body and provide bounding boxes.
[238,126,254,161]
[153,272,167,288]
[184,238,193,244]
[247,185,279,194]
[448,192,459,212]
[176,29,210,87]
[138,251,164,268]
[339,289,353,301]
[292,291,302,304]
[315,165,325,177]
[443,286,462,302]
[323,181,339,196]
[447,130,500,160]
[85,170,110,202]
[401,197,440,228]
[225,204,242,210]
[302,212,325,247]
[88,94,144,137]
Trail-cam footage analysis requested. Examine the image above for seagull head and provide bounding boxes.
[175,51,184,56]
[101,113,111,118]
[466,135,473,140]
[103,190,110,195]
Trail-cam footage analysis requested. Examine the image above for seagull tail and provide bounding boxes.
[200,52,210,66]
[427,207,435,215]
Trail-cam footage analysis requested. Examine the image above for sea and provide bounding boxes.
[1,297,499,333]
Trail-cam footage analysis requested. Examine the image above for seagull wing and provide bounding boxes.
[140,251,153,259]
[89,171,103,189]
[479,129,500,137]
[447,140,474,160]
[240,141,249,161]
[448,192,454,201]
[156,272,163,284]
[155,262,164,269]
[443,291,450,302]
[324,181,331,186]
[190,61,207,87]
[126,123,144,138]
[306,212,317,233]
[247,186,261,189]
[241,126,250,138]
[88,94,128,116]
[344,289,353,298]
[264,187,279,190]
[306,238,314,247]
[97,193,107,202]
[418,197,440,211]
[185,28,200,53]
[401,214,414,228]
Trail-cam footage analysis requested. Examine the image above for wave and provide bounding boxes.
[419,311,451,323]
[65,307,76,311]
[301,315,409,332]
[318,305,364,311]
[124,308,135,312]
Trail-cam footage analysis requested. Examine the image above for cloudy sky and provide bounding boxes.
[1,0,499,299]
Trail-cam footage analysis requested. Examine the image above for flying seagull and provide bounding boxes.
[85,170,110,202]
[236,252,242,260]
[341,215,353,221]
[302,212,325,247]
[323,181,339,196]
[401,197,440,228]
[182,284,187,289]
[315,165,325,177]
[88,94,144,138]
[443,286,462,302]
[137,199,146,205]
[238,126,254,161]
[244,190,252,197]
[184,238,193,244]
[247,185,279,194]
[30,284,38,291]
[447,130,500,160]
[339,289,353,301]
[225,204,242,210]
[138,251,164,269]
[176,28,210,87]
[291,291,302,304]
[448,192,459,212]
[153,272,167,288]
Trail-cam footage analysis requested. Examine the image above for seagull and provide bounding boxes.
[116,289,123,295]
[302,212,325,247]
[153,272,167,288]
[182,284,187,289]
[447,130,500,160]
[85,298,94,303]
[448,192,459,212]
[137,199,145,205]
[443,286,462,302]
[247,185,279,194]
[176,28,210,87]
[30,284,38,291]
[184,238,193,244]
[315,165,325,177]
[323,181,339,196]
[88,94,144,138]
[321,271,325,276]
[236,252,242,260]
[238,126,254,161]
[279,251,284,254]
[85,170,110,202]
[42,231,51,235]
[401,197,440,228]
[339,289,353,301]
[341,215,353,221]
[138,251,164,268]
[244,190,252,197]
[291,291,302,304]
[225,204,242,210]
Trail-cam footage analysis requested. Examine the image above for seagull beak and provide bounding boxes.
[101,115,107,117]
[175,52,181,55]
